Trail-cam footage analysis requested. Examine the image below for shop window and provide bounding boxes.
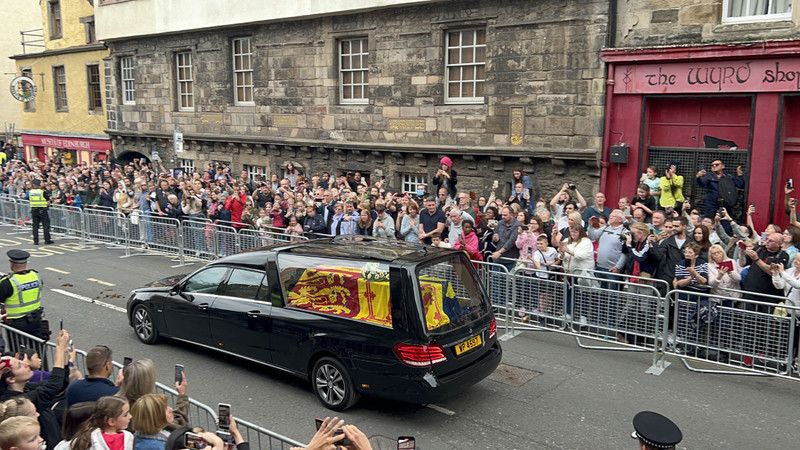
[232,37,254,105]
[52,65,68,112]
[87,65,103,112]
[723,0,792,22]
[48,0,62,40]
[120,56,136,105]
[339,38,369,104]
[175,51,194,111]
[402,174,427,194]
[445,29,486,104]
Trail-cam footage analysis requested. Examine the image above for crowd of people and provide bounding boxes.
[0,328,377,450]
[1,151,799,363]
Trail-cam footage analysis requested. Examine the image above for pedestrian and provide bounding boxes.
[0,250,47,344]
[696,159,745,219]
[630,410,683,450]
[432,156,457,199]
[27,179,53,245]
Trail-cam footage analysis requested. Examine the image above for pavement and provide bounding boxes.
[1,226,798,449]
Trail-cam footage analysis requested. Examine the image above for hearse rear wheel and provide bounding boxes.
[312,357,359,411]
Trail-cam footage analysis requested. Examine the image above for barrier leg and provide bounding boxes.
[646,295,671,375]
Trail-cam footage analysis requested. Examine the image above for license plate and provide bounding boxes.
[454,334,483,356]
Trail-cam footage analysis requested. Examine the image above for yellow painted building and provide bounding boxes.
[12,0,111,164]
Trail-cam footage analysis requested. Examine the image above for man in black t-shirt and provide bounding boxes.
[742,232,789,312]
[418,197,445,245]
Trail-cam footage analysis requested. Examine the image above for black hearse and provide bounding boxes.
[127,237,501,410]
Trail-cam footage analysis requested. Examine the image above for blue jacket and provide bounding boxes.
[134,433,167,450]
[65,377,119,408]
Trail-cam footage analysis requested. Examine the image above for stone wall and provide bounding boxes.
[616,0,800,47]
[107,0,609,197]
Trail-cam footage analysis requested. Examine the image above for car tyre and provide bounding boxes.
[312,356,359,411]
[132,304,159,344]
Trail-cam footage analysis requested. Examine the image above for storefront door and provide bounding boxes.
[777,96,800,227]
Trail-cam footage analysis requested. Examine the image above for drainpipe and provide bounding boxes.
[600,0,618,196]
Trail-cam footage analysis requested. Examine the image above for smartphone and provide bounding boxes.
[68,339,74,353]
[397,437,416,450]
[218,403,231,430]
[59,320,63,331]
[788,178,794,190]
[314,419,352,445]
[216,430,233,445]
[183,432,207,449]
[737,240,748,250]
[174,364,185,384]
[123,357,133,368]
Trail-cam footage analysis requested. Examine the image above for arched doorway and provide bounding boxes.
[115,151,150,165]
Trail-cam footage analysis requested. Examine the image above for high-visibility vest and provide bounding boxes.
[4,271,42,319]
[0,153,7,165]
[28,189,47,208]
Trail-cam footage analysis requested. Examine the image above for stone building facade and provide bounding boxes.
[100,0,610,197]
[601,0,800,229]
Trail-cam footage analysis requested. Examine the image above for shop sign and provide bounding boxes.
[614,58,800,94]
[9,76,36,102]
[21,134,112,152]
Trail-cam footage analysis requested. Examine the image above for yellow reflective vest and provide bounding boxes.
[28,189,47,208]
[3,271,42,319]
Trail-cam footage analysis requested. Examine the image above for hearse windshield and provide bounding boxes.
[415,255,488,334]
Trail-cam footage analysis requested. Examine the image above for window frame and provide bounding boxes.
[120,56,136,105]
[85,19,96,44]
[178,158,195,175]
[86,64,103,112]
[444,28,487,105]
[52,65,68,112]
[721,0,793,23]
[338,37,369,105]
[48,0,62,40]
[175,51,194,112]
[232,37,254,106]
[182,266,230,295]
[21,68,35,113]
[401,174,427,194]
[217,268,268,301]
[244,164,268,183]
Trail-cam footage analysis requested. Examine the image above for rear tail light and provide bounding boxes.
[489,318,497,339]
[393,343,447,367]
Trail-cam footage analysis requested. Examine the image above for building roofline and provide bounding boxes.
[601,39,800,63]
[10,43,108,60]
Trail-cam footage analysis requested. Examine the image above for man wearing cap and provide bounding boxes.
[631,411,683,449]
[27,178,53,245]
[0,250,45,341]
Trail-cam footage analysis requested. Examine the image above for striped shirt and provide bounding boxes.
[674,259,710,292]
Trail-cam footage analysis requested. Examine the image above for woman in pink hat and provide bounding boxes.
[433,155,458,199]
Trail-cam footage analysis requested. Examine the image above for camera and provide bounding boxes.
[568,184,577,190]
[717,207,726,216]
[183,432,207,449]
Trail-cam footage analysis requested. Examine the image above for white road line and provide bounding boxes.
[424,404,456,416]
[87,278,116,287]
[45,267,70,274]
[50,288,127,313]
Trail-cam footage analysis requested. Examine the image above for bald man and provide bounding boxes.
[741,232,789,313]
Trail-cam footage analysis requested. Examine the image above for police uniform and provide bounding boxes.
[0,250,45,341]
[631,411,683,449]
[28,179,53,245]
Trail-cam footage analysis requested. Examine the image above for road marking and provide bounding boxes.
[50,288,126,313]
[44,267,70,274]
[87,278,116,287]
[425,404,456,416]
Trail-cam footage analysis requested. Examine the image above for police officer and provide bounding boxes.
[28,178,54,245]
[0,250,45,341]
[631,411,683,449]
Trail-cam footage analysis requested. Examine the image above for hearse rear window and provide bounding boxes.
[277,255,394,328]
[416,255,488,333]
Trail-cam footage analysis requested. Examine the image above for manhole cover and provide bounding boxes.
[487,363,541,387]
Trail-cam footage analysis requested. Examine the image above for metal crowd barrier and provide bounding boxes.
[0,323,305,449]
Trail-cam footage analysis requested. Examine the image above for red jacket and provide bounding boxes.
[224,193,248,228]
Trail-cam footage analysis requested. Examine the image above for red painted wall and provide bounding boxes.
[646,97,751,149]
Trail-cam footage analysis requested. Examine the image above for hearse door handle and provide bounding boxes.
[247,310,263,318]
[197,303,210,311]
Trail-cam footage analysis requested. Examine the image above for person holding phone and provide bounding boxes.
[291,417,373,450]
[118,359,188,433]
[707,244,742,303]
[64,345,121,408]
[771,253,800,371]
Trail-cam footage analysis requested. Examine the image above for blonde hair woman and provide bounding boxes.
[131,394,173,449]
[707,243,741,301]
[118,359,188,432]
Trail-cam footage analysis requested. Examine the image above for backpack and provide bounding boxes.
[717,175,739,208]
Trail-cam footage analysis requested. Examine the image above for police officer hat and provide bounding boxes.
[7,250,30,264]
[631,411,683,449]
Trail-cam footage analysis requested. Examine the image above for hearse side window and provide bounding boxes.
[416,255,488,333]
[218,268,265,300]
[277,254,394,329]
[183,267,229,295]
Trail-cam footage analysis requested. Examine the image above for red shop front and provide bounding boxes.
[600,40,800,230]
[21,133,112,166]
